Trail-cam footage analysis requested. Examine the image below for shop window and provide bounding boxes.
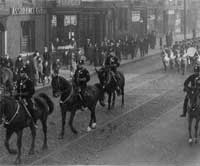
[20,21,35,53]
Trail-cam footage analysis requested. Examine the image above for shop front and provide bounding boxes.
[49,7,106,49]
[6,7,47,58]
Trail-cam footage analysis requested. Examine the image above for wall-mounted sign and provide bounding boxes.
[11,8,46,15]
[57,0,81,7]
[131,11,140,22]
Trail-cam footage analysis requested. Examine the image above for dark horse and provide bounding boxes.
[186,88,200,145]
[96,67,125,110]
[51,75,105,139]
[0,66,14,95]
[0,93,54,164]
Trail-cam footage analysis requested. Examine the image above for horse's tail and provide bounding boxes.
[38,93,54,115]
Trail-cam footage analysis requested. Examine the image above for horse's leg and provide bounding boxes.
[69,110,78,134]
[194,119,199,144]
[15,130,23,164]
[29,124,36,155]
[41,117,48,150]
[121,87,125,107]
[188,115,193,144]
[111,92,115,108]
[4,129,17,154]
[108,92,112,110]
[88,107,97,131]
[59,108,67,139]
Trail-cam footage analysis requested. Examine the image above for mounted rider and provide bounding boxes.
[104,49,121,95]
[15,66,37,127]
[180,65,200,117]
[73,60,90,111]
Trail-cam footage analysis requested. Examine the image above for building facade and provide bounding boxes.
[0,0,47,59]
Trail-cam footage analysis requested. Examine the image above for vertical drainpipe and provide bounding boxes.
[5,30,7,55]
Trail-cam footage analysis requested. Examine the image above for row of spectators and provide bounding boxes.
[83,32,157,67]
[0,46,53,86]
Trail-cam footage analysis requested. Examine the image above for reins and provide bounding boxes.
[3,102,20,125]
[60,85,74,104]
[56,76,74,104]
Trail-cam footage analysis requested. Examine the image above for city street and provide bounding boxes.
[0,52,197,165]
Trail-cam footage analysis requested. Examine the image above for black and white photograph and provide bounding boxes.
[0,0,200,165]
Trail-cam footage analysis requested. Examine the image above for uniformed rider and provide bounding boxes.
[15,66,37,127]
[73,60,90,111]
[104,50,121,95]
[180,65,200,117]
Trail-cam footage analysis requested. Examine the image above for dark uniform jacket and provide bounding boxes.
[105,55,120,71]
[16,77,35,100]
[184,74,199,91]
[74,67,90,89]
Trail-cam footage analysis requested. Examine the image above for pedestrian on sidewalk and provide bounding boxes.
[52,58,61,75]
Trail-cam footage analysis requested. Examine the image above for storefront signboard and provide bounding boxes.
[131,11,140,22]
[11,8,46,15]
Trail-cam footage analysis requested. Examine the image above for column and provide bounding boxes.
[5,30,7,55]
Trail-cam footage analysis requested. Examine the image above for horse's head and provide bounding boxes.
[51,75,63,98]
[95,67,109,87]
[51,75,71,98]
[188,88,200,112]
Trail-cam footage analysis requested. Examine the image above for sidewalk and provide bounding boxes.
[35,47,161,91]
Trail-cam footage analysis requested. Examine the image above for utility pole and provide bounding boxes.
[184,0,186,39]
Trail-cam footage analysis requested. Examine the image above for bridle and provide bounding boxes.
[0,97,20,125]
[55,76,74,104]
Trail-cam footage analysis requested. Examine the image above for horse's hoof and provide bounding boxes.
[87,126,92,132]
[188,138,193,145]
[42,145,48,150]
[194,138,198,144]
[72,129,78,134]
[14,158,21,165]
[91,123,96,129]
[28,149,35,155]
[9,149,17,155]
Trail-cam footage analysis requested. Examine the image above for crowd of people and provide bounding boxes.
[83,31,157,67]
[0,46,53,86]
[161,36,200,74]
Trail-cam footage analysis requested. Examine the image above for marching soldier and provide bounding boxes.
[15,66,37,128]
[73,60,90,111]
[180,65,200,117]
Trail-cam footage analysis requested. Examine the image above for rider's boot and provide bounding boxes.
[180,96,188,117]
[79,93,87,111]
